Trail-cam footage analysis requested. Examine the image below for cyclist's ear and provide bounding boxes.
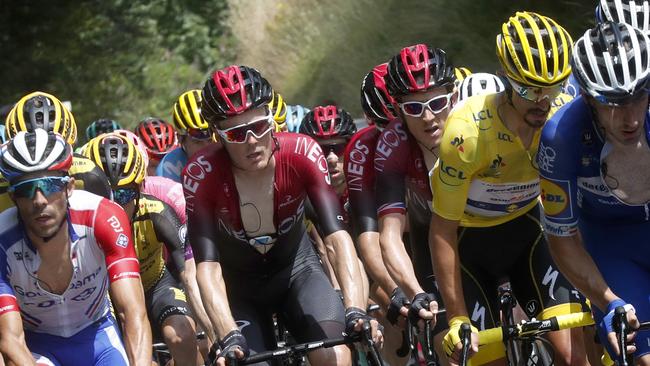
[67,177,76,197]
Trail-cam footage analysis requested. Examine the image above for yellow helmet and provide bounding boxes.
[454,67,473,82]
[496,11,573,87]
[269,91,287,132]
[172,89,210,132]
[5,91,77,145]
[85,133,145,187]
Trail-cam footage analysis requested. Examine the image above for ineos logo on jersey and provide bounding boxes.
[374,124,407,172]
[295,137,330,184]
[183,155,213,199]
[107,215,124,233]
[347,139,371,192]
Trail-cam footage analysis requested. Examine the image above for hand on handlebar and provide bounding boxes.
[209,330,249,366]
[407,292,438,330]
[387,287,410,326]
[345,307,385,348]
[442,316,479,366]
[601,300,638,358]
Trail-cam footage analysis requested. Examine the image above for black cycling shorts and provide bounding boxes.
[456,205,583,331]
[145,268,191,340]
[223,234,345,365]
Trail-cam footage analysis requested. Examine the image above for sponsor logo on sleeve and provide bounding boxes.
[116,233,129,248]
[540,178,571,218]
[107,215,124,233]
[537,142,556,173]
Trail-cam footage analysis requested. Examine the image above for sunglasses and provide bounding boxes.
[113,187,139,206]
[9,176,71,199]
[399,93,452,117]
[508,78,563,103]
[319,142,347,156]
[186,128,213,141]
[216,115,273,144]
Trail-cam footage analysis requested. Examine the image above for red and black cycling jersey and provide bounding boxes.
[344,126,381,236]
[183,133,346,274]
[374,120,431,224]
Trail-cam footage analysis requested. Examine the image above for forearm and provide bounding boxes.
[357,231,398,295]
[310,227,340,288]
[0,332,34,366]
[196,262,238,338]
[380,229,423,298]
[547,234,618,311]
[118,304,151,366]
[325,230,366,309]
[429,216,467,320]
[181,264,216,343]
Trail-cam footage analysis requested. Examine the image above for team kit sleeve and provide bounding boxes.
[0,251,19,316]
[537,108,581,237]
[344,135,379,236]
[93,199,141,282]
[374,125,409,218]
[430,112,481,221]
[150,201,187,273]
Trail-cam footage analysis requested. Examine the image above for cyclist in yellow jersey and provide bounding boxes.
[86,133,203,365]
[429,12,589,365]
[3,91,112,205]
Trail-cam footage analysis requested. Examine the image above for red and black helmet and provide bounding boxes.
[360,63,397,128]
[385,44,455,97]
[134,117,178,159]
[299,105,357,140]
[201,65,273,122]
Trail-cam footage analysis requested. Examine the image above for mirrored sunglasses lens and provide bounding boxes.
[402,103,424,116]
[428,96,450,112]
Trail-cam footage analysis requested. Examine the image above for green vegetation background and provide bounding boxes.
[0,0,593,142]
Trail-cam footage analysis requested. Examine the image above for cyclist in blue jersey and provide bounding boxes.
[285,105,310,133]
[157,90,215,182]
[540,22,650,361]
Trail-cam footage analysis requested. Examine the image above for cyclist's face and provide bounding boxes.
[510,90,553,128]
[219,107,274,171]
[318,138,347,191]
[181,135,213,159]
[399,86,453,150]
[12,172,74,240]
[589,93,650,146]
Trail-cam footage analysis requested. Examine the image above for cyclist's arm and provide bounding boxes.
[94,199,150,366]
[195,261,238,337]
[357,231,398,297]
[150,204,186,275]
[182,257,216,343]
[378,213,422,298]
[308,224,340,288]
[547,234,617,311]
[322,230,366,309]
[429,214,467,319]
[0,311,33,365]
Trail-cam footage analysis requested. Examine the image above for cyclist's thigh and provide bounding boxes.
[229,295,278,366]
[508,211,583,319]
[148,270,192,340]
[457,226,502,331]
[94,316,129,366]
[280,257,345,343]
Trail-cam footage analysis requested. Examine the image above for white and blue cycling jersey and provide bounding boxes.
[539,95,650,358]
[155,146,187,183]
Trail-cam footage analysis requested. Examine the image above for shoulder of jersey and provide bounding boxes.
[0,206,19,235]
[543,95,587,138]
[138,193,167,214]
[69,189,105,209]
[71,153,100,172]
[550,92,574,114]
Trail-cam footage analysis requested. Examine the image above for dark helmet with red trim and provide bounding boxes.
[299,105,356,140]
[201,65,273,122]
[361,63,397,128]
[385,44,455,97]
[134,117,178,159]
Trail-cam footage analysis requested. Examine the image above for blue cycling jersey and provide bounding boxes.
[561,73,580,98]
[539,95,650,358]
[155,146,187,183]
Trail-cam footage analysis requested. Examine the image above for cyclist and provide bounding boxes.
[157,90,216,182]
[3,91,113,204]
[540,21,650,362]
[270,90,288,132]
[374,44,453,360]
[85,118,121,141]
[285,104,310,133]
[185,65,381,366]
[456,72,505,104]
[0,130,150,365]
[86,133,202,365]
[429,12,586,365]
[135,117,178,176]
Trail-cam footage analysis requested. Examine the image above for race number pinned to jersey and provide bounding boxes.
[116,233,129,248]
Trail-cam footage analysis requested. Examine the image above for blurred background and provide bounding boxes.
[0,0,594,142]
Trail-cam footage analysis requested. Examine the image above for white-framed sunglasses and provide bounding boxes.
[215,114,274,144]
[398,93,453,117]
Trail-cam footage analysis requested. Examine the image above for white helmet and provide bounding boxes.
[596,0,650,34]
[0,129,73,183]
[457,73,506,102]
[572,21,650,103]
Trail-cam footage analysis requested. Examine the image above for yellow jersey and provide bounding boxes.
[430,92,572,227]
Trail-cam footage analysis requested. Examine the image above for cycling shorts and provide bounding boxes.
[224,235,345,365]
[457,205,584,331]
[581,219,650,358]
[25,315,128,366]
[145,268,191,340]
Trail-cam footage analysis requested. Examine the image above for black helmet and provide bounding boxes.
[299,105,356,140]
[385,44,455,97]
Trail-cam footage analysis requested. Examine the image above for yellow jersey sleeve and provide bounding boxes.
[431,102,482,221]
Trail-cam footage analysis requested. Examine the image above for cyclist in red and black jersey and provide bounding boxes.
[374,44,456,359]
[185,65,381,366]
